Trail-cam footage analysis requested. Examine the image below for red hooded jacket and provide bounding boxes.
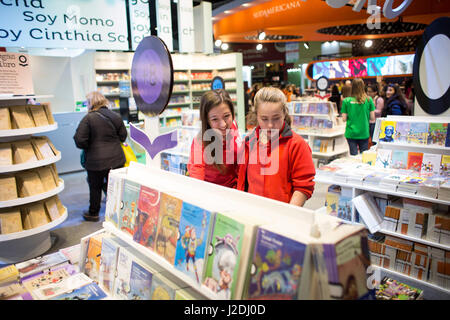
[237,123,315,203]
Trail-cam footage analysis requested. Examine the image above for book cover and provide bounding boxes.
[375,149,392,169]
[119,179,141,236]
[376,277,423,300]
[247,227,307,300]
[51,282,107,300]
[150,273,176,300]
[421,153,442,176]
[308,103,317,114]
[112,247,133,300]
[362,151,377,166]
[441,155,450,176]
[32,273,92,300]
[22,268,71,294]
[128,260,153,300]
[84,233,104,283]
[408,122,429,145]
[0,265,19,285]
[338,195,353,222]
[427,123,448,146]
[15,252,69,279]
[394,122,410,143]
[99,236,120,293]
[446,124,450,147]
[134,185,161,251]
[105,173,122,228]
[322,232,371,300]
[325,192,340,217]
[379,120,396,142]
[174,202,212,283]
[407,152,424,172]
[0,283,28,300]
[203,213,244,300]
[293,102,302,114]
[391,150,408,169]
[155,193,183,264]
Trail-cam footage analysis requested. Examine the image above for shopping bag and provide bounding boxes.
[121,142,137,167]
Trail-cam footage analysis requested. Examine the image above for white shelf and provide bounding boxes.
[378,141,450,154]
[0,152,62,173]
[0,206,68,242]
[0,178,64,209]
[379,229,450,251]
[315,176,450,206]
[295,130,345,138]
[103,221,218,300]
[312,149,348,157]
[0,123,58,138]
[291,113,331,118]
[0,95,53,101]
[371,265,450,298]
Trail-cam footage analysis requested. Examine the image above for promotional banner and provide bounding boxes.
[156,0,173,52]
[177,0,195,53]
[285,42,299,63]
[129,0,152,51]
[0,0,128,50]
[0,52,34,95]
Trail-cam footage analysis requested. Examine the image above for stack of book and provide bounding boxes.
[417,176,446,198]
[379,173,409,192]
[397,176,426,194]
[364,171,391,187]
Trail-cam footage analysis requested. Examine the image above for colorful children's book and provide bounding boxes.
[394,122,410,143]
[376,277,423,300]
[203,213,244,300]
[84,233,104,283]
[119,179,141,236]
[174,202,213,283]
[420,153,442,176]
[391,150,408,169]
[407,122,428,145]
[21,266,74,295]
[247,227,308,300]
[427,123,448,146]
[293,102,302,114]
[134,185,161,251]
[15,252,69,279]
[51,282,107,300]
[32,273,92,300]
[362,151,377,166]
[155,193,183,264]
[326,191,340,217]
[128,260,153,300]
[441,155,450,176]
[379,120,397,142]
[105,173,123,228]
[407,152,424,173]
[338,195,353,222]
[375,149,392,169]
[150,273,177,300]
[446,124,450,147]
[112,247,133,300]
[99,236,120,294]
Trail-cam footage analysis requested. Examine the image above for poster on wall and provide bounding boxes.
[0,0,129,50]
[0,52,34,95]
[129,0,152,51]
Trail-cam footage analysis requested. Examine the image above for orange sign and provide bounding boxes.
[0,52,34,95]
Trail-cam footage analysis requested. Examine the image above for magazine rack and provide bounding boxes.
[0,95,67,265]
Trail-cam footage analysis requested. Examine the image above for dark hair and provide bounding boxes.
[342,85,352,99]
[367,84,380,96]
[199,89,235,172]
[383,83,408,116]
[331,84,340,96]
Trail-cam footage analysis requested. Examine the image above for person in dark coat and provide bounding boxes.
[382,83,409,117]
[74,91,127,221]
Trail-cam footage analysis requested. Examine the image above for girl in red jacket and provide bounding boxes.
[237,87,315,206]
[187,89,241,188]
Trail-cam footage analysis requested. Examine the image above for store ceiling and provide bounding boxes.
[211,0,450,52]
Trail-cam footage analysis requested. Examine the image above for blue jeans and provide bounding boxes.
[346,138,369,156]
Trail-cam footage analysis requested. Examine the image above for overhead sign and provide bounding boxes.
[177,0,195,53]
[0,0,128,50]
[131,36,173,116]
[0,52,34,95]
[129,0,152,51]
[156,0,173,52]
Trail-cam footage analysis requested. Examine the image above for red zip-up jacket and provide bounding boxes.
[187,124,242,188]
[237,123,315,203]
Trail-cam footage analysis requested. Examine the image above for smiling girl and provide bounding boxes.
[237,87,315,207]
[187,89,241,188]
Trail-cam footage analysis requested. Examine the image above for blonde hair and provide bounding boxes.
[86,91,109,112]
[253,87,291,126]
[351,78,369,104]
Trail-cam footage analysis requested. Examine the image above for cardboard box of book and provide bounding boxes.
[0,209,23,234]
[0,143,12,166]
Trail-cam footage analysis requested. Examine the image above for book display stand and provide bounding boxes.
[96,161,371,300]
[315,115,450,299]
[0,95,67,264]
[288,100,348,166]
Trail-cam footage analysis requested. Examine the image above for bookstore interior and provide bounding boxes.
[0,0,449,302]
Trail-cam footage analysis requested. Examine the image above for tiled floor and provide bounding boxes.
[46,170,328,254]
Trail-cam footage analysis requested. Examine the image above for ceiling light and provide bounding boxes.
[332,40,338,45]
[242,3,251,7]
[365,40,373,48]
[266,63,271,67]
[221,43,229,50]
[214,39,222,47]
[224,10,231,14]
[324,41,330,46]
[304,42,309,49]
[258,31,266,41]
[256,44,263,51]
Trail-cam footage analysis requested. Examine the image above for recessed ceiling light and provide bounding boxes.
[365,40,373,48]
[215,39,222,47]
[256,44,263,51]
[221,43,229,50]
[258,31,266,41]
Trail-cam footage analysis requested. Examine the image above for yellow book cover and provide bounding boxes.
[442,155,450,175]
[362,151,377,166]
[0,265,19,285]
[379,120,397,142]
[326,192,340,216]
[84,233,104,283]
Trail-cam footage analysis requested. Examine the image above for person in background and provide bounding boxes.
[187,89,241,189]
[329,84,342,114]
[244,81,250,127]
[341,83,352,107]
[382,83,410,117]
[250,83,260,106]
[237,87,315,207]
[367,84,384,141]
[74,91,127,222]
[341,78,376,156]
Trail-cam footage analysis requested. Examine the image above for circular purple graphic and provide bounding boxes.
[135,49,163,104]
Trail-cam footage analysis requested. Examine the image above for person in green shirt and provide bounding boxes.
[341,78,376,155]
